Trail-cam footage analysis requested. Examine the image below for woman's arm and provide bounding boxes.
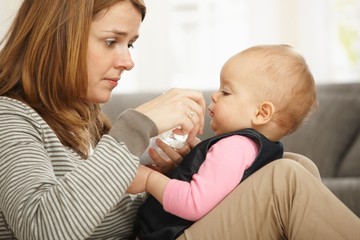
[0,99,153,240]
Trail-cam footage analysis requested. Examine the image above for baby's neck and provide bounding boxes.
[253,124,283,142]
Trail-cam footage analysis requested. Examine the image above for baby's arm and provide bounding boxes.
[145,169,171,203]
[145,135,258,221]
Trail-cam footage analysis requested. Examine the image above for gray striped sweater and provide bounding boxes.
[0,96,157,240]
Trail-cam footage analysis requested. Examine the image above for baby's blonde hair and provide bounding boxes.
[243,44,318,135]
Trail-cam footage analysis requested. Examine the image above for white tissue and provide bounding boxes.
[140,129,188,165]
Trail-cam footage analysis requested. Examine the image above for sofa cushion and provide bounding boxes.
[282,84,360,178]
[322,177,360,217]
[338,132,360,177]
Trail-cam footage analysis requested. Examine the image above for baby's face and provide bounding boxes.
[208,53,261,135]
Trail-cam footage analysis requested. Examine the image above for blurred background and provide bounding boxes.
[1,0,359,93]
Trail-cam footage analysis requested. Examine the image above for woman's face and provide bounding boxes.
[86,1,142,103]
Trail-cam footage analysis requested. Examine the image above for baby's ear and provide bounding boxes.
[252,101,275,125]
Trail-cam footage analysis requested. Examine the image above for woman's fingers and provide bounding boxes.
[176,89,206,135]
[155,138,183,164]
[135,88,206,140]
[147,137,187,174]
[148,147,177,174]
[164,88,205,139]
[173,136,201,162]
[173,107,200,142]
[148,136,202,174]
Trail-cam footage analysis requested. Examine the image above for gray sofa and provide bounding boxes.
[102,83,360,217]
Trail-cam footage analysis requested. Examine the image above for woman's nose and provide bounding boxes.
[114,48,134,71]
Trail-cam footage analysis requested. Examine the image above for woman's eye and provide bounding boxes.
[105,39,117,47]
[105,39,134,49]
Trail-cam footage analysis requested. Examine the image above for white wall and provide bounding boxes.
[132,0,359,93]
[1,0,359,93]
[0,0,21,39]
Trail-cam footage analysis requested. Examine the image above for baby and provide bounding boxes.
[136,44,317,240]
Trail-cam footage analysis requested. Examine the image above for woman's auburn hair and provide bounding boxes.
[0,0,146,159]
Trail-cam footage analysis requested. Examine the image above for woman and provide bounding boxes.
[0,0,205,239]
[1,1,359,240]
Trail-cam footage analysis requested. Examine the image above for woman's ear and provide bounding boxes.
[252,101,275,125]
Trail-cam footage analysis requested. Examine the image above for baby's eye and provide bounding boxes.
[128,43,134,49]
[105,39,117,47]
[221,90,230,96]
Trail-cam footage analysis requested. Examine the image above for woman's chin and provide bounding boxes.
[86,93,112,104]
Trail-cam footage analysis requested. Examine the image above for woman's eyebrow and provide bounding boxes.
[102,30,139,40]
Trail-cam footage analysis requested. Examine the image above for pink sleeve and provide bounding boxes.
[162,135,259,221]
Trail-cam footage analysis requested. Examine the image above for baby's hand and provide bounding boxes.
[127,165,153,194]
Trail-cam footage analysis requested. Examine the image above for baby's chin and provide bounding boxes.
[209,122,218,134]
[212,128,225,136]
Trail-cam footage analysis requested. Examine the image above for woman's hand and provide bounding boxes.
[147,137,201,174]
[135,88,206,142]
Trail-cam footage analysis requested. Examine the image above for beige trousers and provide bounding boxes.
[177,153,360,240]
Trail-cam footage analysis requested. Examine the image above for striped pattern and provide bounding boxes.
[0,97,145,240]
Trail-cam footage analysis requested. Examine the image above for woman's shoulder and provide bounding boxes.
[0,96,45,127]
[0,96,31,111]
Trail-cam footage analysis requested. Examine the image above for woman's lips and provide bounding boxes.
[105,78,119,88]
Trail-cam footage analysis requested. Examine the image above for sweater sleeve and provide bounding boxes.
[109,109,158,157]
[162,135,259,221]
[0,98,155,240]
